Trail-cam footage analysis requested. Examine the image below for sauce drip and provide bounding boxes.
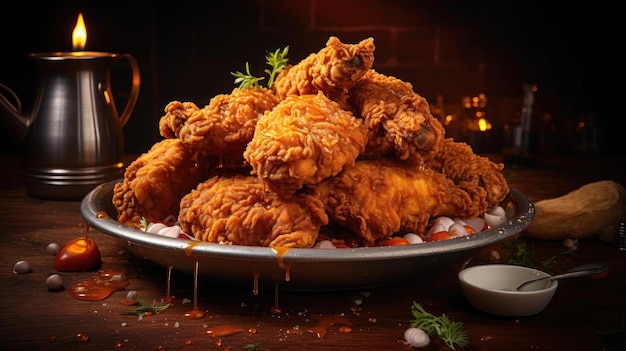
[164,265,173,303]
[183,242,204,319]
[308,315,353,338]
[206,325,245,337]
[270,281,282,315]
[270,246,291,281]
[68,269,129,301]
[252,272,259,295]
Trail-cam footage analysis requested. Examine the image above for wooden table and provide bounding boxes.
[1,153,625,351]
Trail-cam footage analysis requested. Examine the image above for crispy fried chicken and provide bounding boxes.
[425,138,509,206]
[309,158,488,246]
[243,92,369,196]
[272,36,375,107]
[178,175,328,248]
[113,138,214,229]
[349,69,445,162]
[160,88,280,161]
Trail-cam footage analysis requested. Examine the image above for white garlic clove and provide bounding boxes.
[403,233,424,244]
[147,222,167,234]
[488,205,506,217]
[484,212,506,228]
[449,223,469,237]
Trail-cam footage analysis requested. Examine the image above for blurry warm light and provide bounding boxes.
[444,114,453,126]
[72,13,87,51]
[478,118,492,131]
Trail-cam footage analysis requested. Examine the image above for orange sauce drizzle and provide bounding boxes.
[183,242,204,319]
[308,315,353,338]
[270,246,292,281]
[68,269,129,301]
[206,325,245,337]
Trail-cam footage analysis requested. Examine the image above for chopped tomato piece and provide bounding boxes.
[377,237,410,246]
[426,231,451,242]
[464,225,476,235]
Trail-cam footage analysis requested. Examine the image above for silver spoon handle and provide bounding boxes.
[516,261,608,290]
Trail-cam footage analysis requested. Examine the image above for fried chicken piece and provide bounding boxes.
[308,158,488,246]
[160,88,281,160]
[348,69,445,162]
[272,36,375,106]
[243,92,369,196]
[113,138,214,229]
[178,175,328,248]
[425,138,509,207]
[159,101,200,139]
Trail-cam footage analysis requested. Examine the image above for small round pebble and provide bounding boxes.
[13,260,31,274]
[46,274,64,291]
[46,242,60,255]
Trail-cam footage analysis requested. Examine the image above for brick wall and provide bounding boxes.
[1,0,618,155]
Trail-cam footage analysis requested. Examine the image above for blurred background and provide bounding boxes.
[0,0,620,157]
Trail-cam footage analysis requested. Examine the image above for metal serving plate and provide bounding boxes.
[81,179,535,291]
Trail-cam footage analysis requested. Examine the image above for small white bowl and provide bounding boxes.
[458,264,558,317]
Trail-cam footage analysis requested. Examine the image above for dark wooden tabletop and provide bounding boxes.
[1,153,625,351]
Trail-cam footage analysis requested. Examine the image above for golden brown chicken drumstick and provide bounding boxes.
[272,36,375,107]
[244,92,369,196]
[308,158,488,246]
[159,88,280,161]
[178,175,328,248]
[113,138,215,229]
[424,138,509,207]
[348,69,446,162]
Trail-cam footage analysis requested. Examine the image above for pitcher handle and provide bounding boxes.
[115,54,141,127]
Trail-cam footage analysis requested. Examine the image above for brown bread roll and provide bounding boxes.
[523,180,626,239]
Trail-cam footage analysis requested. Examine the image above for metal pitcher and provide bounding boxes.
[0,51,140,200]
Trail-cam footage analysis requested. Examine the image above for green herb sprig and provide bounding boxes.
[231,46,289,89]
[243,343,271,351]
[410,302,469,350]
[140,217,149,232]
[121,298,171,317]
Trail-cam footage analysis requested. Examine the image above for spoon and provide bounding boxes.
[515,261,609,291]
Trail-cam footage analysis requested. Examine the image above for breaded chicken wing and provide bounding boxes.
[272,36,375,106]
[243,92,369,196]
[309,158,488,246]
[349,69,445,162]
[113,138,214,229]
[159,101,200,139]
[160,88,280,161]
[178,175,328,248]
[425,138,509,207]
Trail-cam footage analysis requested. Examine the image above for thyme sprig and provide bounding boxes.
[231,46,289,89]
[410,302,469,350]
[121,297,171,317]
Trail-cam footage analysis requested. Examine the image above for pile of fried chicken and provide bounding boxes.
[113,36,509,248]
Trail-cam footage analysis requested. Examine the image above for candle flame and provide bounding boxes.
[72,13,87,51]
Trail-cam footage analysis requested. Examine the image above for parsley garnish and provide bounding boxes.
[140,217,149,232]
[121,297,171,317]
[243,343,271,351]
[231,46,289,89]
[410,302,469,350]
